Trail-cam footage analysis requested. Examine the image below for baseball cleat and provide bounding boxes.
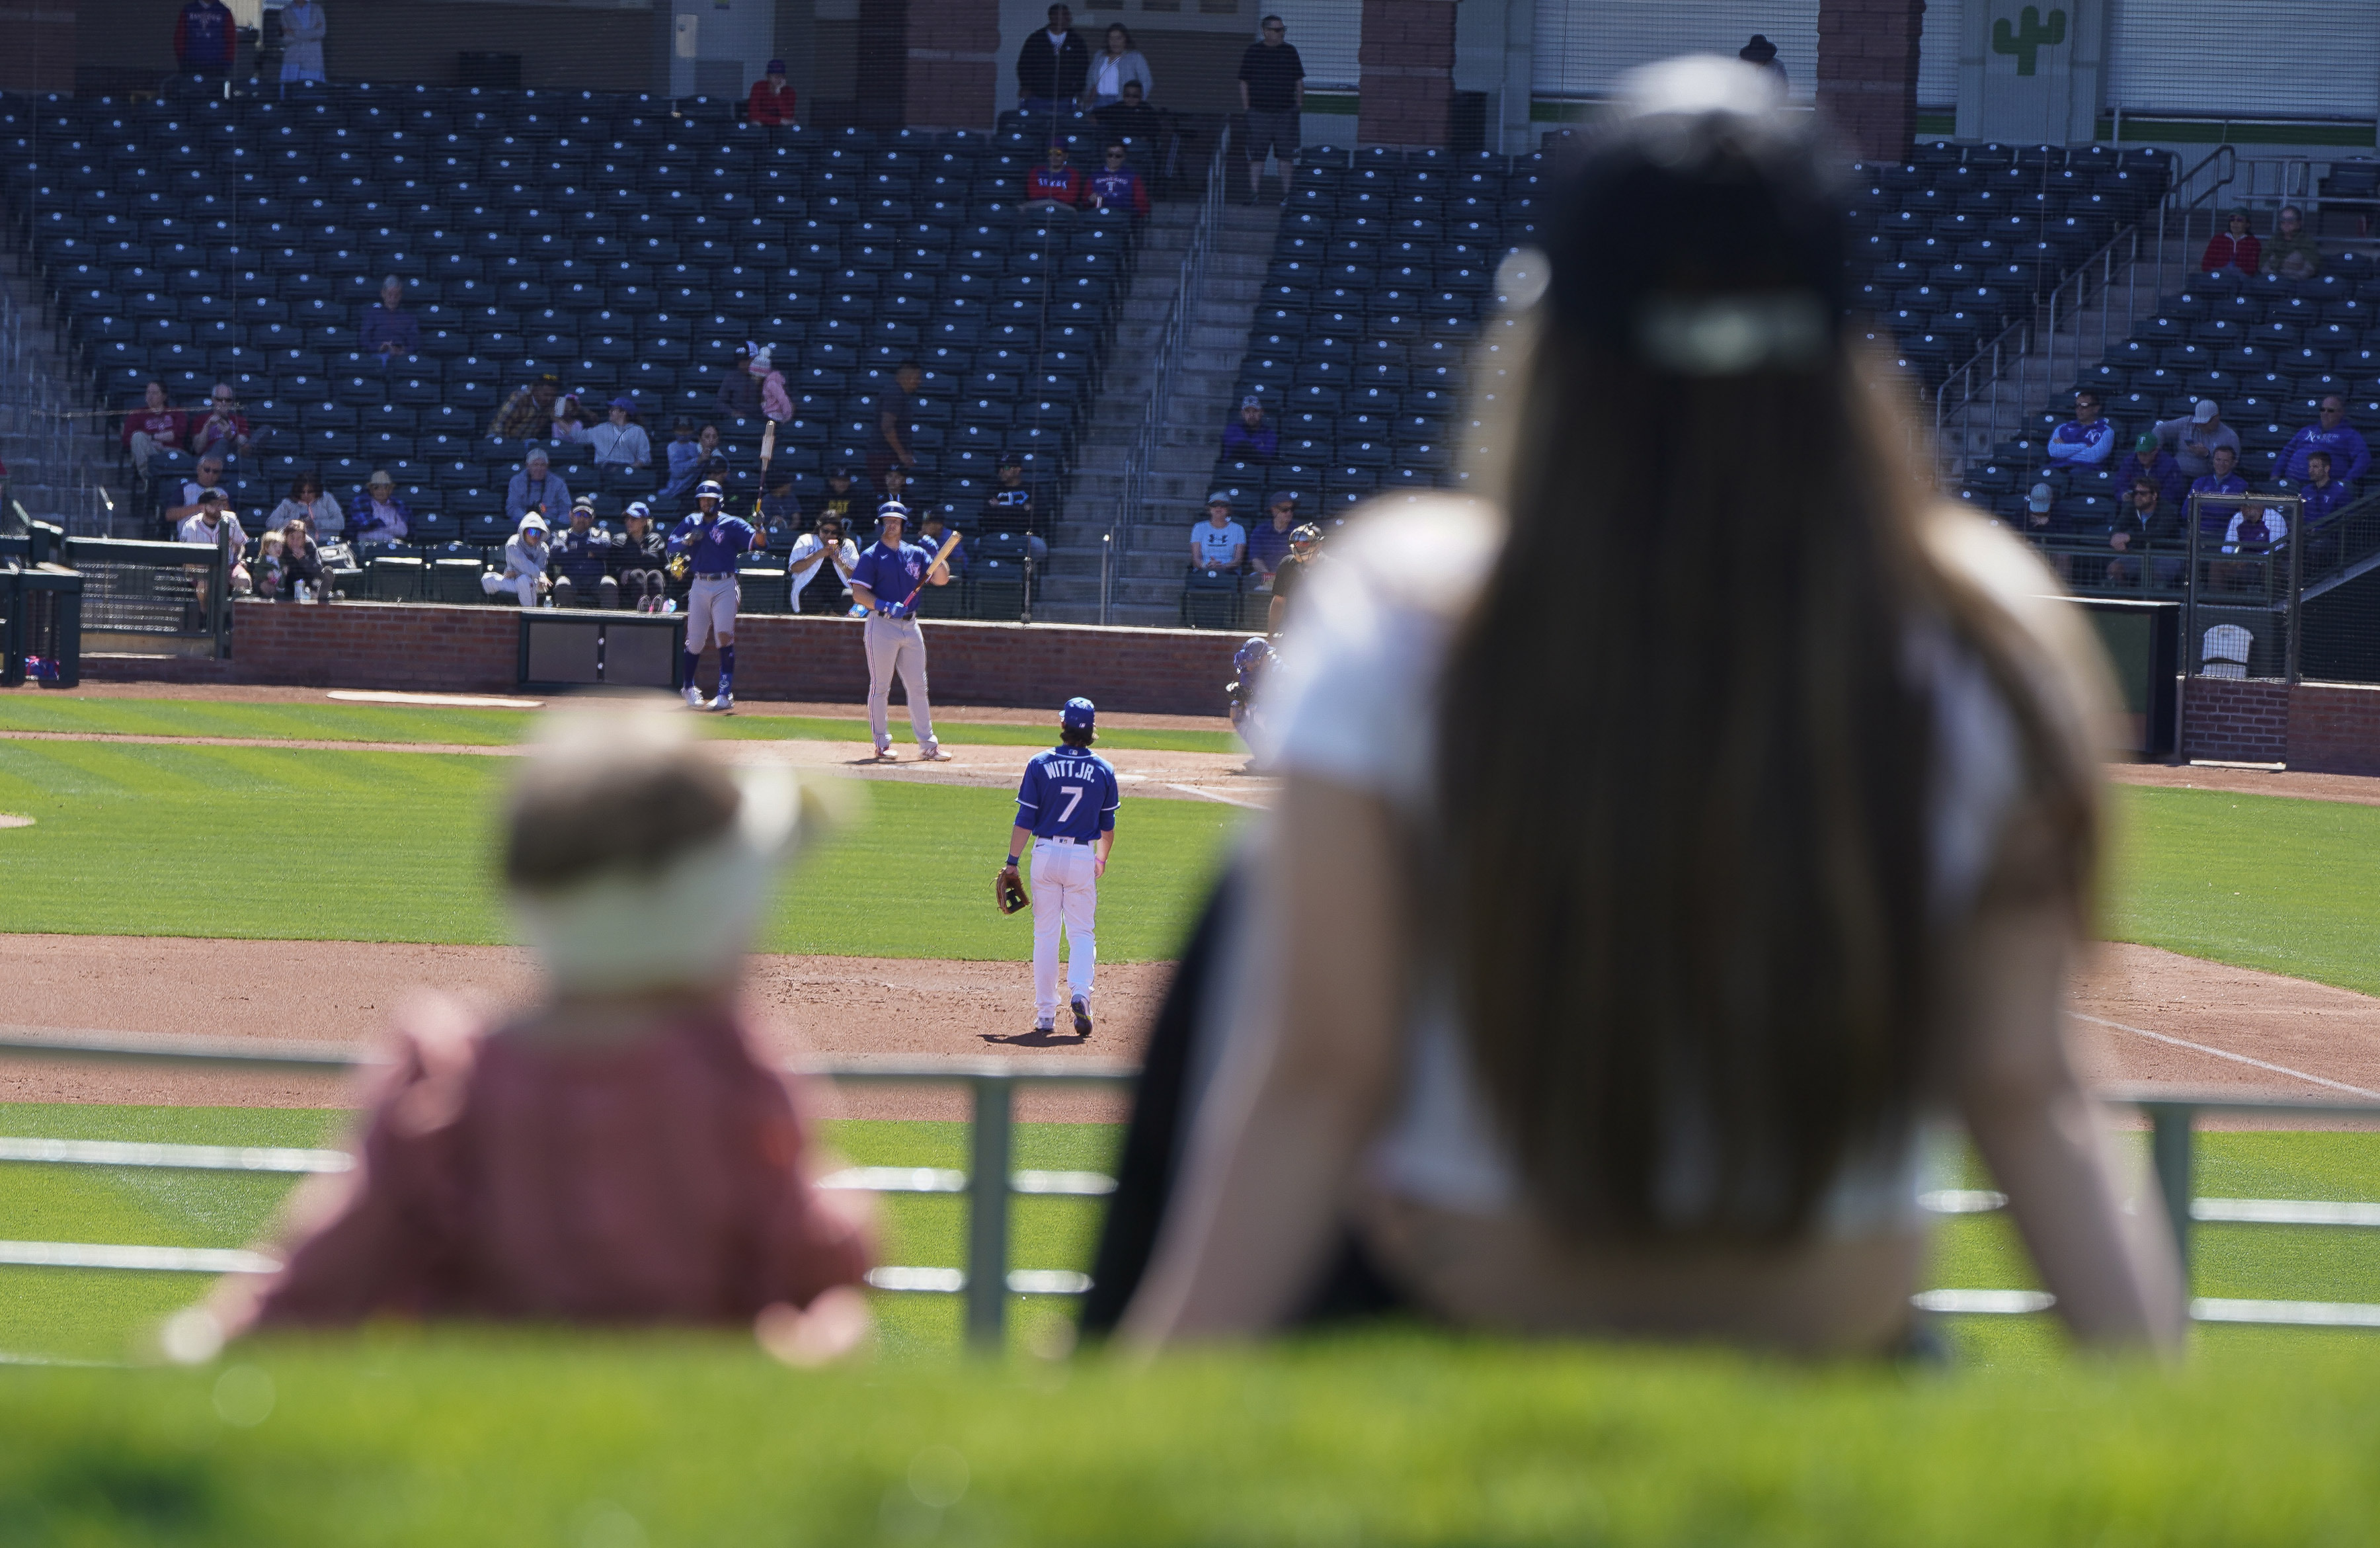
[707,692,734,713]
[873,747,898,762]
[1070,996,1092,1038]
[918,748,953,762]
[682,686,705,708]
[1033,1020,1055,1035]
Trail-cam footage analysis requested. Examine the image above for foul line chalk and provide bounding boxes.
[2071,1012,2380,1101]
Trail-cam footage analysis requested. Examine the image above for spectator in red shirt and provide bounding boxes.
[2200,210,2261,277]
[1025,142,1084,209]
[1086,142,1150,217]
[187,382,255,463]
[747,59,797,127]
[122,380,185,483]
[173,0,237,77]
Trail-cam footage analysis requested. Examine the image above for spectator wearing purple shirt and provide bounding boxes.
[1246,491,1298,584]
[173,0,236,76]
[2277,397,2371,486]
[2044,389,2115,470]
[1222,395,1277,462]
[360,277,420,363]
[2188,446,2249,538]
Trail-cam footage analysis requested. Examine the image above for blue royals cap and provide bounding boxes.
[1061,697,1096,732]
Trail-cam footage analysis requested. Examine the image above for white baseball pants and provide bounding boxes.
[863,612,938,754]
[685,574,739,651]
[1031,836,1097,1022]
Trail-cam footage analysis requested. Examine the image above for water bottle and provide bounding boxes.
[295,580,313,604]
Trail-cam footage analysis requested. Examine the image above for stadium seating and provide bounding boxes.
[1,82,1144,620]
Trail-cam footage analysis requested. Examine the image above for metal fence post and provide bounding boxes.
[2286,499,2305,685]
[2149,1103,2196,1282]
[964,1073,1015,1351]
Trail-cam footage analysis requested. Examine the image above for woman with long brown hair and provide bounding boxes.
[1121,60,2184,1355]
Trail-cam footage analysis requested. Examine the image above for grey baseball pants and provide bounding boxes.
[863,611,939,755]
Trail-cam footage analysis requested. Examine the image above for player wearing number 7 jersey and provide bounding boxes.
[1006,698,1120,1036]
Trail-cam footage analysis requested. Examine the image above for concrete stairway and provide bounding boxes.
[0,246,127,537]
[1037,200,1281,626]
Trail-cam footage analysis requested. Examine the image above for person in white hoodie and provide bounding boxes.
[278,0,328,90]
[481,514,553,607]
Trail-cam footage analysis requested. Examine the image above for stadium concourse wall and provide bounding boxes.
[2184,678,2380,774]
[79,602,1247,717]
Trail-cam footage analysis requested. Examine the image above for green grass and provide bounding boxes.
[9,1333,2380,1543]
[0,696,1244,754]
[0,743,1236,959]
[2104,784,2380,997]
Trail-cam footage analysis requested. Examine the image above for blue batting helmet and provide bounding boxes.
[695,479,724,501]
[1234,636,1273,676]
[1060,697,1096,733]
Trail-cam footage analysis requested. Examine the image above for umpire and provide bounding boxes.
[849,502,955,763]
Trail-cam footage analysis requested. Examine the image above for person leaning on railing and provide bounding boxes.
[1120,60,2186,1358]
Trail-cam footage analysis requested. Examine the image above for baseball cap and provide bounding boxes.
[625,501,651,520]
[2194,399,2220,422]
[571,497,596,516]
[766,58,786,74]
[2134,432,2159,454]
[1207,491,1232,507]
[1240,394,1263,409]
[1268,490,1297,507]
[998,452,1023,468]
[1061,697,1096,732]
[2027,482,2054,512]
[367,469,394,487]
[827,464,852,478]
[609,395,636,413]
[521,512,551,532]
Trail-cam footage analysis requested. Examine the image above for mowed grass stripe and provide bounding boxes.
[0,696,1243,754]
[0,742,1233,959]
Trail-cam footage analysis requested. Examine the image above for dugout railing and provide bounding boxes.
[1,1028,2377,1346]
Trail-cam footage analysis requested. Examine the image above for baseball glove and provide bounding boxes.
[995,865,1029,915]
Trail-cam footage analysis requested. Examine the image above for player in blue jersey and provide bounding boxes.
[1002,697,1120,1037]
[668,479,766,712]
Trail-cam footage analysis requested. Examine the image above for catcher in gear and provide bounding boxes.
[1002,698,1119,1037]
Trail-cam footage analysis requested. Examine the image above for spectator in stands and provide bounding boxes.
[1084,24,1153,109]
[276,0,327,91]
[268,469,344,540]
[360,276,418,362]
[2279,395,2370,485]
[612,502,671,612]
[983,453,1037,530]
[551,393,592,446]
[2020,479,2059,540]
[1097,80,1166,167]
[2301,450,2353,526]
[1223,394,1278,462]
[869,360,923,491]
[506,447,571,524]
[660,418,702,500]
[786,512,859,614]
[173,0,236,79]
[590,397,653,471]
[758,469,801,538]
[481,514,553,606]
[281,516,331,602]
[1025,141,1084,210]
[2112,430,2184,511]
[2045,389,2114,469]
[2216,496,2287,592]
[177,489,251,606]
[916,507,967,577]
[1247,491,1298,586]
[491,374,560,440]
[252,528,286,600]
[1191,493,1246,571]
[549,498,617,610]
[746,59,797,128]
[2200,210,2260,276]
[1017,3,1089,112]
[2262,204,2321,281]
[203,708,875,1344]
[187,384,255,464]
[351,469,411,545]
[2106,475,2186,589]
[2155,398,2238,480]
[1088,142,1151,218]
[2190,444,2250,542]
[121,380,184,485]
[164,452,231,531]
[1238,16,1305,206]
[818,465,864,528]
[1737,34,1785,89]
[715,347,762,421]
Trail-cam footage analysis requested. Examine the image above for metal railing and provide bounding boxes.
[61,532,231,659]
[0,276,114,538]
[5,1031,2377,1344]
[0,1030,1134,1352]
[1107,124,1231,626]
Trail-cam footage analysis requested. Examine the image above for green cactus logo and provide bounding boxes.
[1991,5,2068,75]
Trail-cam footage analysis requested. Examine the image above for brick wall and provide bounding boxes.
[1815,0,1925,164]
[2285,681,2380,776]
[1357,0,1456,150]
[902,0,999,130]
[2180,678,2291,763]
[86,602,1246,716]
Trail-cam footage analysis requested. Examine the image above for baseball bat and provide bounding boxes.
[888,530,964,615]
[751,419,777,522]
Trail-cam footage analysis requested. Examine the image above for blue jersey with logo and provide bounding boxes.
[852,538,939,617]
[669,512,760,575]
[1015,746,1120,841]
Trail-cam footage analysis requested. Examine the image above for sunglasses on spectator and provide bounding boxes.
[1263,23,1283,31]
[1106,151,1125,160]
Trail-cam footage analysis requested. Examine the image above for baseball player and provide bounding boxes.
[669,479,766,712]
[1002,698,1119,1037]
[847,501,955,762]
